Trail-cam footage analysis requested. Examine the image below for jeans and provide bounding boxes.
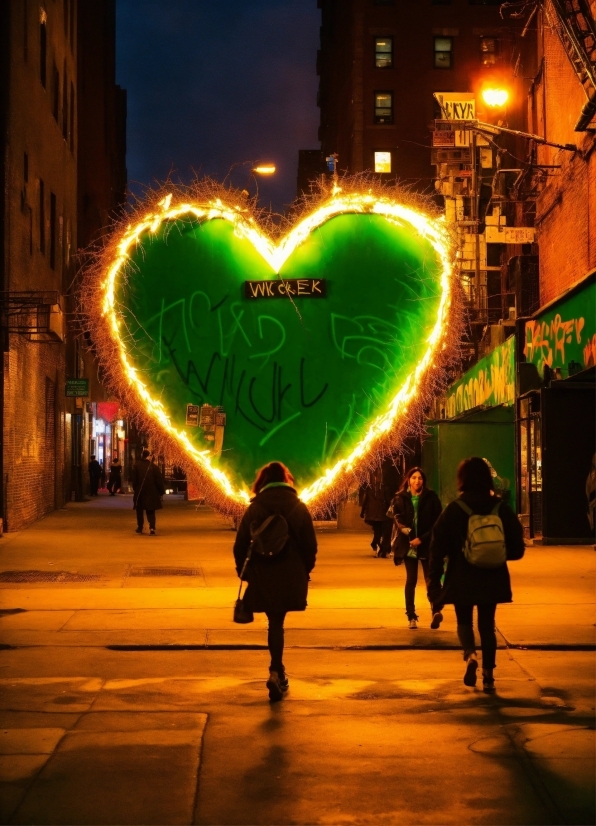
[454,603,498,670]
[136,507,156,530]
[265,611,286,673]
[404,555,432,619]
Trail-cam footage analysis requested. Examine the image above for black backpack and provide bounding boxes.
[249,505,299,558]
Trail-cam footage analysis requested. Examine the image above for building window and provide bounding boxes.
[39,179,45,254]
[480,37,498,66]
[62,68,68,139]
[374,37,393,68]
[50,192,57,270]
[39,18,47,87]
[374,91,393,124]
[70,82,75,152]
[52,63,60,121]
[374,151,392,173]
[434,36,453,69]
[24,152,29,183]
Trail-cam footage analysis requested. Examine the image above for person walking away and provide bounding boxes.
[427,457,525,693]
[360,465,392,556]
[88,455,101,497]
[233,461,318,702]
[107,457,123,495]
[389,467,442,629]
[132,449,165,535]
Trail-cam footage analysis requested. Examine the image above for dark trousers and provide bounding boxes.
[371,519,392,556]
[89,477,99,496]
[454,603,498,670]
[369,521,384,549]
[136,507,156,530]
[265,611,286,673]
[404,555,433,619]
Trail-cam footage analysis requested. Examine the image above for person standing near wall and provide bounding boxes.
[88,455,101,497]
[132,449,166,535]
[360,465,393,556]
[389,467,442,629]
[427,457,525,693]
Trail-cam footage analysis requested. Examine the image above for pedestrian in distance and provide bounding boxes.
[360,465,393,557]
[388,467,443,629]
[88,454,102,497]
[427,457,525,694]
[132,449,166,535]
[233,461,318,702]
[107,456,123,495]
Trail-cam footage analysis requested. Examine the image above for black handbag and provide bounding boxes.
[233,549,254,624]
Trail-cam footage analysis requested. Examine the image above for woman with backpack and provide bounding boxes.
[233,461,318,702]
[427,457,525,693]
[388,467,443,629]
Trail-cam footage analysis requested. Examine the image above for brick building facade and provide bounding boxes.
[0,0,126,531]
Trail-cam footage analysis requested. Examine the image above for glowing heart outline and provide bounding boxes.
[96,190,455,515]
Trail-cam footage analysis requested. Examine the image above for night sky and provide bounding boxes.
[116,0,321,214]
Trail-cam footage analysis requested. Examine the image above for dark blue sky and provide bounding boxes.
[116,1,321,214]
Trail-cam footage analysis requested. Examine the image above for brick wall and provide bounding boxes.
[532,2,596,305]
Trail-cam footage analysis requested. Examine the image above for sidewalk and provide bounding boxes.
[0,496,594,825]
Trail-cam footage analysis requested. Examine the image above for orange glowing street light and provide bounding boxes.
[252,164,276,175]
[481,87,509,108]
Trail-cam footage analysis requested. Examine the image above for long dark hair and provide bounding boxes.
[252,461,295,494]
[398,466,427,494]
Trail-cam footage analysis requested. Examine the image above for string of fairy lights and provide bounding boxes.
[82,178,461,518]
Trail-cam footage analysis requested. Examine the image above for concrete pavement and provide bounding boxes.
[0,495,594,824]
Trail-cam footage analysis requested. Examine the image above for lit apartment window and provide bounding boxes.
[374,151,392,173]
[374,91,393,124]
[434,37,453,69]
[375,37,393,68]
[480,37,498,66]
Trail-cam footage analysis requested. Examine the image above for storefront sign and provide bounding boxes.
[65,378,89,397]
[444,336,515,418]
[524,274,596,377]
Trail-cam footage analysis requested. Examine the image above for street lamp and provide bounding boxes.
[252,164,276,175]
[481,87,509,108]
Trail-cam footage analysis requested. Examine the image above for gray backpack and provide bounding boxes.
[456,500,507,568]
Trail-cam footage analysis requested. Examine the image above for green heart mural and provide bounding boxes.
[93,190,454,514]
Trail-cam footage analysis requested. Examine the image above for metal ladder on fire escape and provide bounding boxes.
[548,0,596,130]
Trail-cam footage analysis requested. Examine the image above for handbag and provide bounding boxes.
[233,548,254,624]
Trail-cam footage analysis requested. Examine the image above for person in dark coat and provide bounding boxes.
[132,449,166,535]
[233,461,318,702]
[360,465,393,556]
[427,457,525,693]
[107,457,122,495]
[88,455,101,497]
[389,467,443,629]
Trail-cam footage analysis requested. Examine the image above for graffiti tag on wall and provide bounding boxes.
[445,335,515,418]
[524,277,596,376]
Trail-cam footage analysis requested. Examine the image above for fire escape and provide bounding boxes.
[547,0,596,130]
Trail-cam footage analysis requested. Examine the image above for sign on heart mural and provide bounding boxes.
[85,184,458,516]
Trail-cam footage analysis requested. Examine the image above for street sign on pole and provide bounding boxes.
[65,378,89,397]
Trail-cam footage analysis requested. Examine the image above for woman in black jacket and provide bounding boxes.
[389,467,443,629]
[233,462,318,702]
[427,457,525,693]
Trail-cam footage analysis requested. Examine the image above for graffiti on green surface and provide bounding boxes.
[444,336,515,418]
[524,275,596,377]
[119,213,444,489]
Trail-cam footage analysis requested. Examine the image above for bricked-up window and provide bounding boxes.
[480,37,498,66]
[374,91,393,124]
[375,37,393,68]
[50,192,57,270]
[434,37,453,69]
[374,151,392,173]
[52,63,60,121]
[39,179,45,253]
[70,82,75,152]
[39,18,47,87]
[62,66,68,139]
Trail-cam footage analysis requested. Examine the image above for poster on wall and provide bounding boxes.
[82,181,459,515]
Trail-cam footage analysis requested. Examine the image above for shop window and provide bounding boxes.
[375,37,393,68]
[374,91,393,124]
[480,37,498,66]
[374,151,392,173]
[434,37,453,69]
